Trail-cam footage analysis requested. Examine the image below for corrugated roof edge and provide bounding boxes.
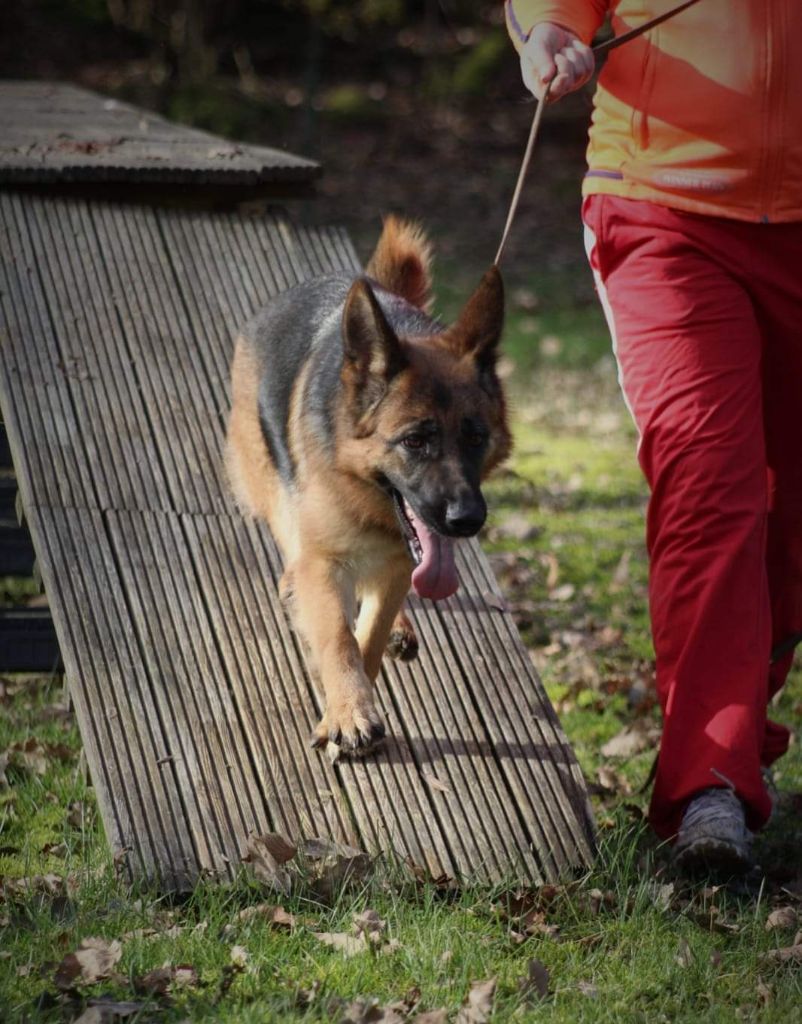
[0,80,321,189]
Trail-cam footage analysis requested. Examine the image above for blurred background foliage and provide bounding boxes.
[1,0,597,313]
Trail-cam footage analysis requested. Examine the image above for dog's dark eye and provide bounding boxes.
[402,434,426,452]
[464,426,488,448]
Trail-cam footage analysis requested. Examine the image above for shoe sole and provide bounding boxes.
[673,836,753,876]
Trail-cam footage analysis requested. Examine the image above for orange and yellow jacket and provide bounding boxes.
[505,0,802,222]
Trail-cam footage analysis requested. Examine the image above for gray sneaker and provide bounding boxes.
[673,787,754,874]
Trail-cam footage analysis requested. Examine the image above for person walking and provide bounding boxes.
[504,0,802,871]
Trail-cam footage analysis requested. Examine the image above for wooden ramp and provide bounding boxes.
[0,82,594,889]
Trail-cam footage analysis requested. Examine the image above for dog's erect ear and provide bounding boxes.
[342,278,407,405]
[445,266,504,369]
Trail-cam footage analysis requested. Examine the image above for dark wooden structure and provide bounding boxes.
[0,81,594,889]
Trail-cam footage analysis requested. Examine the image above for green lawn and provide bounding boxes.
[1,299,801,1023]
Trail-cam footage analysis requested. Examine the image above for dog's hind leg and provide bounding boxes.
[293,557,385,755]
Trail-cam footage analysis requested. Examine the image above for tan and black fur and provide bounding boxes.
[226,218,511,755]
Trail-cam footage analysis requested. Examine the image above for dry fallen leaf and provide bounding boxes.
[496,513,540,543]
[759,944,802,965]
[81,999,143,1022]
[649,881,676,912]
[596,764,633,796]
[690,906,740,935]
[609,549,631,592]
[340,997,406,1024]
[234,903,296,930]
[600,720,661,760]
[72,1009,116,1024]
[1,738,72,778]
[412,1013,449,1024]
[577,979,599,998]
[302,837,372,897]
[242,833,297,893]
[456,977,497,1024]
[314,931,369,957]
[353,908,387,946]
[54,937,122,990]
[422,773,452,795]
[676,937,694,968]
[134,963,200,995]
[519,958,550,1002]
[765,906,798,931]
[67,800,93,830]
[230,945,249,968]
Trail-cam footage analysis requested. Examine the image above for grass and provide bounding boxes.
[2,284,801,1023]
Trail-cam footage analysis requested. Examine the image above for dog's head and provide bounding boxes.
[338,267,511,599]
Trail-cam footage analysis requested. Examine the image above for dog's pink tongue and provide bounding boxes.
[405,501,459,601]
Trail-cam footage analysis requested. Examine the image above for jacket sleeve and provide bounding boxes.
[504,0,610,49]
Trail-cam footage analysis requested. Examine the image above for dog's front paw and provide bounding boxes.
[385,613,418,662]
[311,694,385,758]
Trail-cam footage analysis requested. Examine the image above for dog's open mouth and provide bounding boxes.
[391,490,459,601]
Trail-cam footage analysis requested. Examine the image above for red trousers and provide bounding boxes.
[583,195,802,840]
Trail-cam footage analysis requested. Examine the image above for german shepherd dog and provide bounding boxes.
[226,218,511,757]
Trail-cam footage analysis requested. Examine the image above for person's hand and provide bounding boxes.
[519,22,595,101]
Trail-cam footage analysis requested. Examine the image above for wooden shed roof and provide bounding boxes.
[0,80,318,188]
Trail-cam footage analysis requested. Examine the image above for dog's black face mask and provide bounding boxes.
[341,268,511,601]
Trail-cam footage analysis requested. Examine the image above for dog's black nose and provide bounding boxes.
[444,494,486,537]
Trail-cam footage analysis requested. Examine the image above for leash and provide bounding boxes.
[495,0,705,266]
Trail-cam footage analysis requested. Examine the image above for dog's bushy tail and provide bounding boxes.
[365,215,433,313]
